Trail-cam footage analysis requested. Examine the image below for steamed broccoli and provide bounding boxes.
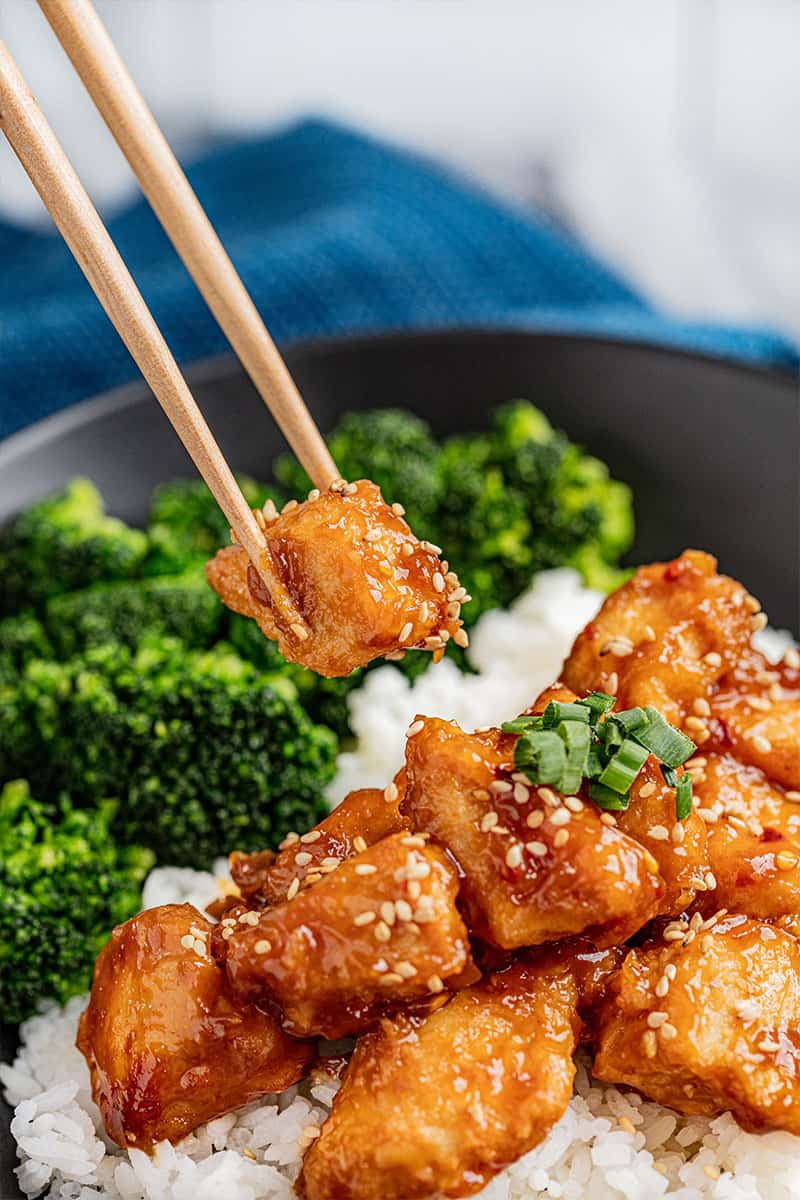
[274,408,443,537]
[0,612,53,683]
[0,638,336,868]
[144,476,279,576]
[0,479,147,617]
[45,570,224,657]
[0,779,154,1023]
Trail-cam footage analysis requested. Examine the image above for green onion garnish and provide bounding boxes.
[506,689,696,820]
[675,772,693,820]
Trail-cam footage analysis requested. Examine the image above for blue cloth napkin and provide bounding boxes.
[0,119,796,439]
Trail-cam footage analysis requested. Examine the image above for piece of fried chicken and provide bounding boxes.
[77,904,313,1149]
[402,715,663,949]
[593,914,800,1133]
[206,479,467,676]
[219,833,478,1038]
[299,949,582,1200]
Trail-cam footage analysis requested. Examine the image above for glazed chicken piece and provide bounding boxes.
[707,649,800,790]
[206,479,467,677]
[531,685,710,916]
[402,716,663,949]
[593,914,800,1133]
[220,832,477,1038]
[562,550,756,729]
[230,779,408,907]
[690,753,800,920]
[299,950,582,1200]
[77,904,313,1149]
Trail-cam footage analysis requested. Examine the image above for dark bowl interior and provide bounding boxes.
[1,328,798,1193]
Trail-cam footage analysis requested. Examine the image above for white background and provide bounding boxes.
[1,0,798,339]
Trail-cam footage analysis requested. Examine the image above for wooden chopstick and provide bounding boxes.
[37,0,339,492]
[0,39,308,638]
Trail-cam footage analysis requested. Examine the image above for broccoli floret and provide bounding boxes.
[274,408,443,538]
[0,779,154,1023]
[44,570,224,657]
[0,612,53,683]
[144,476,279,576]
[0,638,336,868]
[436,402,634,624]
[0,479,147,617]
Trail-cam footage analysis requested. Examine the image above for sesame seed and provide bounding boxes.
[454,628,469,648]
[526,810,545,829]
[751,733,772,753]
[664,927,686,942]
[407,879,422,900]
[287,878,300,900]
[395,899,413,922]
[438,629,451,642]
[703,651,722,668]
[295,851,313,867]
[642,1030,657,1058]
[660,1022,678,1040]
[751,612,769,631]
[446,601,461,619]
[665,962,678,980]
[505,844,523,868]
[776,851,798,870]
[526,840,547,857]
[648,825,669,841]
[301,830,322,844]
[243,911,260,926]
[180,934,195,950]
[704,1165,721,1182]
[684,715,707,732]
[308,489,320,502]
[643,625,657,642]
[736,999,762,1022]
[432,572,445,593]
[384,781,399,805]
[193,938,207,956]
[394,960,417,979]
[638,781,657,799]
[553,828,570,849]
[564,795,584,813]
[401,542,414,557]
[254,939,272,955]
[784,648,800,670]
[550,807,571,827]
[253,507,267,531]
[413,903,435,923]
[491,779,513,794]
[379,972,404,985]
[647,1011,668,1028]
[355,863,378,876]
[427,974,444,993]
[600,636,635,657]
[618,1116,636,1135]
[786,791,800,803]
[704,871,717,889]
[345,483,358,496]
[538,787,558,806]
[607,672,619,695]
[671,822,685,845]
[655,977,670,998]
[600,812,617,827]
[693,698,711,717]
[686,756,707,769]
[354,911,376,927]
[221,927,234,940]
[513,782,529,805]
[262,498,278,521]
[399,622,413,644]
[407,720,425,737]
[279,832,300,850]
[374,920,391,942]
[392,502,405,516]
[481,811,499,832]
[379,901,397,927]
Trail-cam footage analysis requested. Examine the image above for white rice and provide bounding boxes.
[3,568,800,1200]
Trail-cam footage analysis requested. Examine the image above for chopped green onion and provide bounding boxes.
[541,701,591,729]
[514,730,567,786]
[578,691,617,723]
[675,772,693,820]
[501,716,541,735]
[589,781,631,811]
[586,745,605,779]
[634,707,695,768]
[601,721,624,756]
[598,737,650,795]
[660,763,678,788]
[557,720,590,795]
[614,707,648,734]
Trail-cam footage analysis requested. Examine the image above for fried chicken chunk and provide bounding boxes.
[221,833,477,1038]
[299,951,581,1200]
[77,904,312,1149]
[230,780,408,907]
[691,753,800,920]
[403,716,663,949]
[562,550,754,727]
[593,915,800,1133]
[206,480,466,677]
[708,650,800,790]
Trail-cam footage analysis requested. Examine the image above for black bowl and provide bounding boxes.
[1,328,798,1194]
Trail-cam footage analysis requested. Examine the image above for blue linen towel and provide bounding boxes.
[0,119,796,439]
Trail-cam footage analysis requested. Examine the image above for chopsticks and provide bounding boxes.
[37,0,339,493]
[0,40,308,638]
